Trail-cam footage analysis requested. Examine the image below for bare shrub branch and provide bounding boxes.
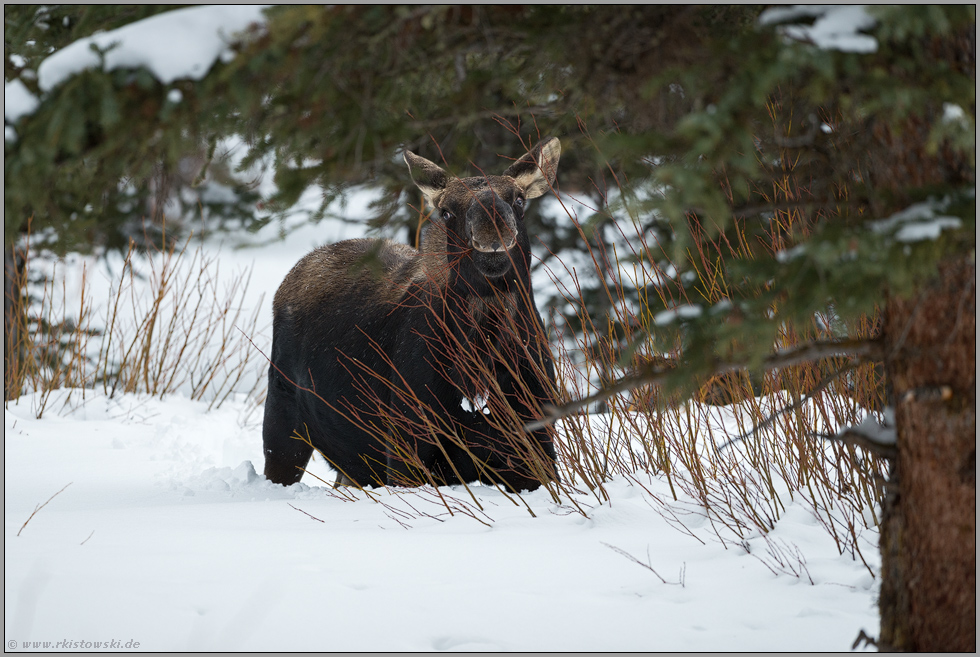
[17,482,72,536]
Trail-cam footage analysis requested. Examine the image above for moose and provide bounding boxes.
[262,138,562,492]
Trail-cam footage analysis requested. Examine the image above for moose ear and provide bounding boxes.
[502,137,561,199]
[403,151,449,208]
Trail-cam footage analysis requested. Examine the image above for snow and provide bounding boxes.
[776,244,807,262]
[3,79,40,123]
[942,103,968,124]
[5,391,879,652]
[872,199,963,243]
[893,217,962,243]
[4,188,881,651]
[759,5,878,54]
[773,198,964,269]
[654,304,703,326]
[845,408,896,446]
[35,5,270,94]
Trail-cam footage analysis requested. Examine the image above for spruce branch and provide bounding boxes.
[822,427,898,460]
[819,407,899,460]
[525,338,884,431]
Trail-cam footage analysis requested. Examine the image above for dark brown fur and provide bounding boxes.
[263,138,562,492]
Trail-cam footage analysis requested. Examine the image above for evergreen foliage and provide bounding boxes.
[6,6,972,366]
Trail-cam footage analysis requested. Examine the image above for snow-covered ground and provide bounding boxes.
[5,389,878,652]
[5,186,880,652]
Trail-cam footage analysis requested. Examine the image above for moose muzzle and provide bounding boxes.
[466,189,518,254]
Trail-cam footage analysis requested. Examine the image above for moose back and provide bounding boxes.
[262,138,561,492]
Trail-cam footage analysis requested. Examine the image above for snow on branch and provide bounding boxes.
[653,303,703,326]
[4,5,270,126]
[4,79,40,124]
[759,5,878,54]
[825,408,898,459]
[871,198,965,244]
[38,5,270,92]
[775,196,968,264]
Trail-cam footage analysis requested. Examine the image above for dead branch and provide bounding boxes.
[288,503,325,523]
[602,541,684,586]
[17,482,72,536]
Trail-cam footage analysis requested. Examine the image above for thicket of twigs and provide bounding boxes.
[5,193,886,581]
[4,225,266,417]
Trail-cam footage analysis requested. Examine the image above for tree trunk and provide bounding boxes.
[878,255,976,651]
[4,245,26,401]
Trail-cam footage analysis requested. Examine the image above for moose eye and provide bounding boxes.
[441,209,454,221]
[514,197,525,210]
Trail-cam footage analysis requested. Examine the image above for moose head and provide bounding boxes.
[404,138,561,280]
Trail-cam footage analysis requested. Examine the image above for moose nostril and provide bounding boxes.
[471,236,513,253]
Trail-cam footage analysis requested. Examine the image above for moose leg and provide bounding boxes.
[262,381,314,485]
[263,431,313,486]
[384,430,442,487]
[485,355,559,491]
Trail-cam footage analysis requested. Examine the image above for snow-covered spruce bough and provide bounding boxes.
[263,138,562,492]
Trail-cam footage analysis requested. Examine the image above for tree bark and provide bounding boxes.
[878,255,976,651]
[4,245,26,401]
